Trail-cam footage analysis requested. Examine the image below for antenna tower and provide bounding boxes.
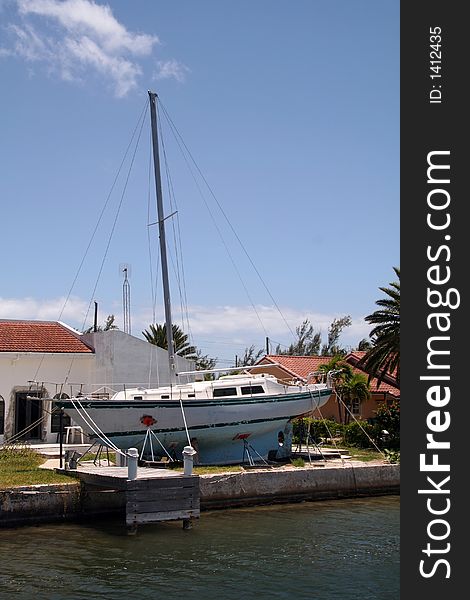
[121,264,131,335]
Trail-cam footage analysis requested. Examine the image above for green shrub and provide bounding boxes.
[343,420,375,448]
[373,401,400,450]
[384,449,400,464]
[292,418,344,443]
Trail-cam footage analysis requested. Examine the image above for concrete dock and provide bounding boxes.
[0,460,399,528]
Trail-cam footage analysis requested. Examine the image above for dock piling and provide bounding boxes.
[127,448,138,480]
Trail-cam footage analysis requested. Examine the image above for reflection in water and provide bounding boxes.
[0,496,399,600]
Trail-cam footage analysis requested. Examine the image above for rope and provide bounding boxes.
[70,398,126,456]
[1,399,63,446]
[177,391,192,447]
[334,389,386,458]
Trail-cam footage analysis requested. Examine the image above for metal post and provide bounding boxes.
[93,301,98,332]
[183,445,196,475]
[59,407,64,469]
[148,90,176,383]
[127,448,139,480]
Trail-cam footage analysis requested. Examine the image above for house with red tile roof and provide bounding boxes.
[250,353,400,423]
[0,319,194,445]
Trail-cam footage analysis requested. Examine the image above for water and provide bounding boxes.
[0,496,399,600]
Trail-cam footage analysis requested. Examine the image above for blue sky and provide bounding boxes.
[0,0,399,366]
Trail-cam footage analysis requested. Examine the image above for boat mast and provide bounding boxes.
[148,91,176,383]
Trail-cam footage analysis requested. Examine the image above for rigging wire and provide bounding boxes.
[60,102,148,391]
[158,99,296,340]
[32,99,149,385]
[80,106,148,332]
[157,105,188,334]
[157,100,269,339]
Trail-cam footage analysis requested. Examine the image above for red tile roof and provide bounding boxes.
[258,355,331,379]
[346,350,399,386]
[255,354,399,398]
[0,320,93,354]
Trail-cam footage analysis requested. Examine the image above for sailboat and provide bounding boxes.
[60,91,333,465]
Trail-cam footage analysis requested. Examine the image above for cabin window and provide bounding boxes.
[51,394,71,433]
[0,395,4,435]
[213,387,237,397]
[133,396,143,400]
[241,385,265,395]
[161,395,170,399]
[187,393,195,398]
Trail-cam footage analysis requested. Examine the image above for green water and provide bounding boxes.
[0,496,399,600]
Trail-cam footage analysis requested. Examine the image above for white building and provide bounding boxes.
[0,319,194,445]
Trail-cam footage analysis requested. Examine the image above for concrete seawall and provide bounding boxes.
[200,463,400,509]
[0,463,399,528]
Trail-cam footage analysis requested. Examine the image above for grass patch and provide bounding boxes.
[0,444,73,489]
[346,447,385,462]
[79,451,117,464]
[321,444,384,462]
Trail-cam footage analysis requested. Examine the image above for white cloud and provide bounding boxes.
[154,59,189,83]
[134,303,372,350]
[1,297,372,360]
[0,296,89,325]
[18,0,157,54]
[4,0,165,96]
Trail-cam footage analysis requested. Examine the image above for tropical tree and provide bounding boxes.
[143,323,197,360]
[360,267,400,385]
[195,350,217,371]
[194,350,218,380]
[238,345,264,367]
[275,319,321,355]
[143,323,217,373]
[356,338,372,351]
[337,373,370,424]
[83,314,118,334]
[317,356,354,423]
[321,316,352,356]
[275,316,352,356]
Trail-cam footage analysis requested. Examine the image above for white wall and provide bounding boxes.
[0,352,93,443]
[0,330,195,444]
[82,330,195,390]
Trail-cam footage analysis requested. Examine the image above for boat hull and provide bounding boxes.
[61,388,331,465]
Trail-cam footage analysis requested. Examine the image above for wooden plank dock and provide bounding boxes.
[63,465,200,532]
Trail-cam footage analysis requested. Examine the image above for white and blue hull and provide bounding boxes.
[62,386,332,465]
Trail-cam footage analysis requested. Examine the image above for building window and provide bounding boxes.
[51,394,71,433]
[351,398,361,415]
[0,395,4,435]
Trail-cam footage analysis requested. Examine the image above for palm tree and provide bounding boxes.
[361,267,400,385]
[356,338,372,351]
[143,323,197,360]
[317,356,353,423]
[337,373,370,424]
